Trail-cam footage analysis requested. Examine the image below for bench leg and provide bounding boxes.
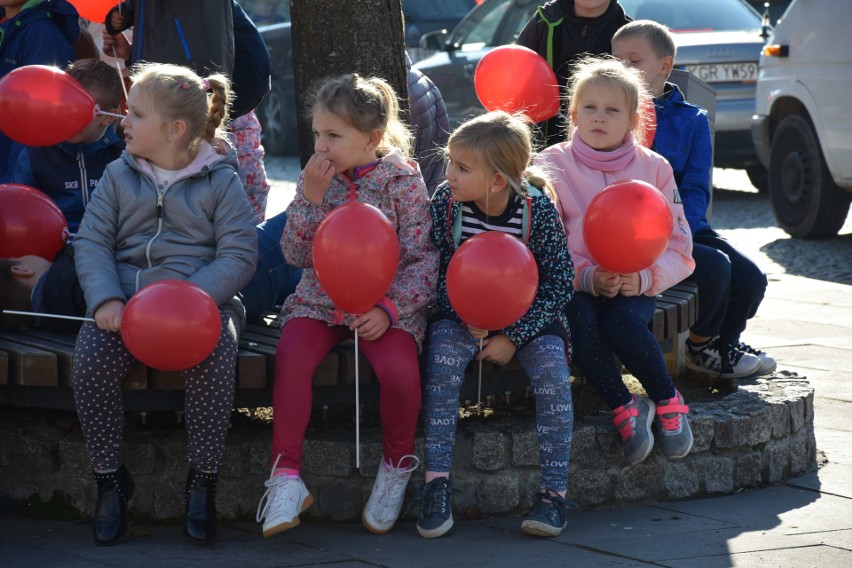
[664,331,689,380]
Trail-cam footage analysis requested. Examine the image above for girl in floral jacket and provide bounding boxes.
[256,73,438,538]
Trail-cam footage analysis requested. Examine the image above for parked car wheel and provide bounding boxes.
[768,113,851,238]
[258,81,298,156]
[745,164,768,193]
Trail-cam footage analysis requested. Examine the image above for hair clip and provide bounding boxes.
[180,81,190,91]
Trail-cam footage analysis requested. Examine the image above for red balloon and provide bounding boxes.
[446,232,539,331]
[0,184,68,260]
[583,179,673,274]
[121,280,222,372]
[474,45,560,123]
[312,203,400,314]
[68,0,116,23]
[638,96,657,148]
[0,66,95,147]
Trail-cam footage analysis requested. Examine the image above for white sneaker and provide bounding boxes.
[361,454,419,534]
[735,341,777,375]
[256,460,313,538]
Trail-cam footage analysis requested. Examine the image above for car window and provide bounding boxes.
[402,0,474,20]
[456,0,512,51]
[619,0,761,31]
[240,0,291,25]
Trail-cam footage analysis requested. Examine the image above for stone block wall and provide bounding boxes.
[0,374,816,522]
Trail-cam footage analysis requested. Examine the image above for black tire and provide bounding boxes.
[768,113,851,238]
[257,82,298,156]
[745,164,768,193]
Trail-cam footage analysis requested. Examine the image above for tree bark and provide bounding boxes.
[290,0,408,165]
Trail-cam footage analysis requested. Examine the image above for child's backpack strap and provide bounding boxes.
[521,184,543,246]
[447,197,464,249]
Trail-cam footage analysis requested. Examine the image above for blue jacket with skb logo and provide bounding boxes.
[652,82,714,236]
[11,126,125,234]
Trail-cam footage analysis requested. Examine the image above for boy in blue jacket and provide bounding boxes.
[10,58,125,235]
[0,0,80,178]
[612,20,775,380]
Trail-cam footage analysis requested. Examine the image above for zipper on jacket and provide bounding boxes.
[76,151,90,207]
[145,188,166,269]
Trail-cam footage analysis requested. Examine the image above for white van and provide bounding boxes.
[751,0,852,238]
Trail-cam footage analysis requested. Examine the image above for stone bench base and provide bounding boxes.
[0,372,816,522]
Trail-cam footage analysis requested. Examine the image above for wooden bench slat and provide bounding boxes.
[1,284,699,410]
[0,332,74,386]
[0,339,57,386]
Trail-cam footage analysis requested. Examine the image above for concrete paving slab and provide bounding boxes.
[761,345,852,373]
[251,520,653,567]
[660,488,851,535]
[664,544,852,568]
[483,504,792,563]
[0,516,352,568]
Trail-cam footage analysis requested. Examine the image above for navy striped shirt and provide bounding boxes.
[460,194,524,243]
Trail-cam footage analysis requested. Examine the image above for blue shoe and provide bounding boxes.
[521,490,573,537]
[416,477,454,539]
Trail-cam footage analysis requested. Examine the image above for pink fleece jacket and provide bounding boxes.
[535,132,694,297]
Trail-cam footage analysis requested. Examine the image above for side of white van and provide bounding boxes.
[751,0,852,238]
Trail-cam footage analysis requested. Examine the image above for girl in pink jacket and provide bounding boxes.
[536,57,694,467]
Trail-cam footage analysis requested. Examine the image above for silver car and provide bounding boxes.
[415,0,769,187]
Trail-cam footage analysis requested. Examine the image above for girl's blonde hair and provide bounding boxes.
[130,62,233,154]
[447,110,557,202]
[566,55,649,142]
[308,73,412,157]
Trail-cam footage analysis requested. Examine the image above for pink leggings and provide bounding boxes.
[271,317,421,470]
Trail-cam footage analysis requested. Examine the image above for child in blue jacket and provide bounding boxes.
[612,20,775,380]
[10,59,125,235]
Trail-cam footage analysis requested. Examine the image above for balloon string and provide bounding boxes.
[354,327,361,470]
[477,337,483,414]
[1,310,94,323]
[112,45,129,103]
[96,109,125,119]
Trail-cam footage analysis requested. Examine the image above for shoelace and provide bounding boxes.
[529,491,574,523]
[256,474,291,522]
[612,403,639,442]
[656,396,689,432]
[736,341,765,356]
[419,478,452,516]
[372,455,419,522]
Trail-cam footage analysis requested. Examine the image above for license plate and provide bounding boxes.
[683,62,758,83]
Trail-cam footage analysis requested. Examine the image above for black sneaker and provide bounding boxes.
[686,337,761,379]
[520,490,573,538]
[416,477,454,539]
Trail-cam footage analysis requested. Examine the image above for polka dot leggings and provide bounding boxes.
[72,308,239,472]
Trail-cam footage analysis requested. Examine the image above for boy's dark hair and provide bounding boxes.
[0,260,33,330]
[66,58,125,111]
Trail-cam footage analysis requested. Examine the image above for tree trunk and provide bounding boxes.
[290,0,408,166]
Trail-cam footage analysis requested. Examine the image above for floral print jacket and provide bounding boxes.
[280,148,438,350]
